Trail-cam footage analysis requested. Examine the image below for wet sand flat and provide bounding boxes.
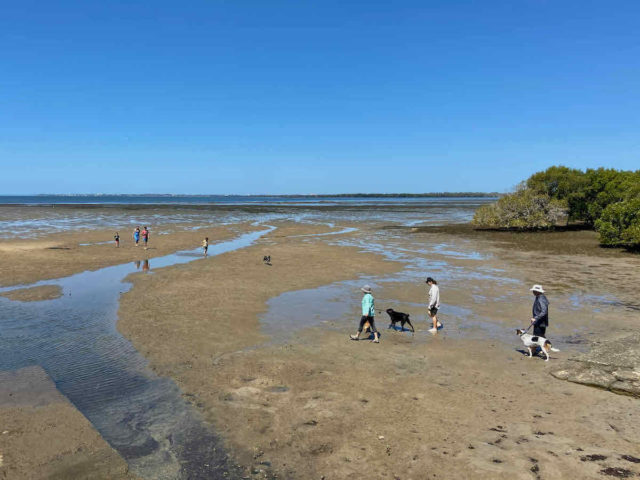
[116,221,640,479]
[0,223,252,288]
[0,285,63,302]
[2,213,640,479]
[0,366,138,480]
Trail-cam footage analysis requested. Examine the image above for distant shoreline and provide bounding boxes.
[8,192,500,198]
[0,194,499,206]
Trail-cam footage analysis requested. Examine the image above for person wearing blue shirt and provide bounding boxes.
[350,285,380,343]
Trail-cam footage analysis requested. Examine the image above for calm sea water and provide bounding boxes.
[0,194,496,205]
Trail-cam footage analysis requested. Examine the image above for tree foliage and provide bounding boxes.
[472,186,567,229]
[594,196,640,246]
[473,166,640,247]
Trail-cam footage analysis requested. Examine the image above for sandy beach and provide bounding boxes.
[0,366,138,480]
[1,206,639,479]
[115,221,640,479]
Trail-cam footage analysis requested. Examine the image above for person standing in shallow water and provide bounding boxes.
[530,284,549,337]
[141,226,149,249]
[426,277,441,333]
[114,232,120,248]
[350,285,380,343]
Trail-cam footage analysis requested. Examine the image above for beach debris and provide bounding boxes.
[621,455,640,463]
[600,466,635,478]
[580,454,607,462]
[378,435,385,440]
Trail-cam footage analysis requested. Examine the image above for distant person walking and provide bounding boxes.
[114,232,120,248]
[133,227,140,247]
[530,285,549,337]
[141,226,149,249]
[426,277,441,333]
[202,237,209,256]
[350,285,380,343]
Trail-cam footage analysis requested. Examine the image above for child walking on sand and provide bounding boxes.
[133,227,140,247]
[202,237,209,256]
[350,285,380,343]
[114,232,120,248]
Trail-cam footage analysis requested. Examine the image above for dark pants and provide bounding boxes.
[358,315,377,333]
[533,324,547,337]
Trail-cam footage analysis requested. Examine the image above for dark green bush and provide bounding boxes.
[474,166,640,247]
[594,196,640,246]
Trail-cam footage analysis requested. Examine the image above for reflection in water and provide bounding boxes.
[134,260,141,270]
[142,259,150,272]
[0,227,274,479]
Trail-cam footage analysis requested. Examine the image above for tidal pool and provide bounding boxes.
[0,227,274,479]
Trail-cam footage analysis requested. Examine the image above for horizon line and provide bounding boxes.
[0,192,501,197]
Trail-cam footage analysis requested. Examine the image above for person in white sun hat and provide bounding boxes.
[530,284,549,337]
[350,285,380,343]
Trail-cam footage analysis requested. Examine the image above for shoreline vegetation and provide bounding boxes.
[472,166,640,249]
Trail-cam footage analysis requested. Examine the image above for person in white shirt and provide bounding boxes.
[426,277,441,333]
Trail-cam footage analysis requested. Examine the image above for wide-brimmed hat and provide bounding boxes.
[361,285,372,293]
[530,284,545,293]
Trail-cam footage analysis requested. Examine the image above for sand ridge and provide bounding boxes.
[0,285,63,302]
[0,366,138,480]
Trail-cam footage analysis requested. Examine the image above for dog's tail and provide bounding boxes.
[550,347,560,352]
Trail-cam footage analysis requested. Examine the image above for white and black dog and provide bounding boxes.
[516,329,560,361]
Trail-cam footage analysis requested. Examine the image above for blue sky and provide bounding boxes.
[1,1,639,194]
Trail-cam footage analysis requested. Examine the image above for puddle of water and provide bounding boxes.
[261,281,362,340]
[288,226,358,238]
[0,227,274,479]
[569,293,640,312]
[261,230,589,354]
[79,240,113,246]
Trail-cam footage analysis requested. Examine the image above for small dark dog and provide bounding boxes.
[386,308,414,332]
[263,255,271,264]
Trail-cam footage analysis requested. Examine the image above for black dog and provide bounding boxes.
[263,255,271,264]
[386,308,414,332]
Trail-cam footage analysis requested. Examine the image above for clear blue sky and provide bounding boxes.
[1,1,639,194]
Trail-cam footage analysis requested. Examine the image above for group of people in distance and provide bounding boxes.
[112,228,209,258]
[113,226,150,249]
[349,278,550,344]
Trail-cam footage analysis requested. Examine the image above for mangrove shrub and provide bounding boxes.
[472,187,567,229]
[473,166,640,247]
